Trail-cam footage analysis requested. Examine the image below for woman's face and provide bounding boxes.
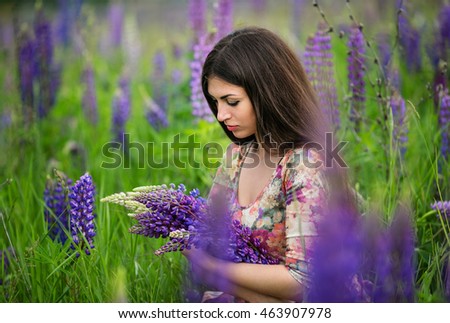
[207,76,257,139]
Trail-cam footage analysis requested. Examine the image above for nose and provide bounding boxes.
[216,103,231,122]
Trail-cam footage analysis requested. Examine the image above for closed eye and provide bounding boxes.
[227,101,239,107]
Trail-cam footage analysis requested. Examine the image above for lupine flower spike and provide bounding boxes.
[431,201,450,218]
[17,26,35,126]
[347,24,366,131]
[44,170,72,244]
[304,23,340,129]
[438,89,450,161]
[188,0,207,41]
[389,90,408,158]
[213,0,234,42]
[112,75,131,146]
[34,8,58,118]
[69,172,96,256]
[397,6,422,72]
[190,35,213,122]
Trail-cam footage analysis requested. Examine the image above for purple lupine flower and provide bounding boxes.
[171,69,183,85]
[44,171,72,244]
[34,9,53,76]
[359,218,392,302]
[188,0,207,40]
[431,200,450,218]
[438,4,450,50]
[376,33,393,81]
[151,50,168,113]
[17,28,35,126]
[213,0,233,42]
[34,8,56,118]
[172,43,184,60]
[112,75,131,145]
[397,9,422,72]
[347,25,366,130]
[307,199,365,302]
[81,64,98,125]
[108,3,124,48]
[145,96,168,131]
[55,0,71,47]
[438,89,450,160]
[444,255,450,302]
[55,0,82,47]
[308,187,417,303]
[303,23,340,129]
[152,51,166,85]
[361,207,416,302]
[227,220,279,264]
[386,208,416,302]
[0,247,13,285]
[432,62,447,108]
[0,109,12,131]
[390,90,408,157]
[190,35,214,122]
[69,172,96,256]
[129,184,205,242]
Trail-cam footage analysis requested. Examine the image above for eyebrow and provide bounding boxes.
[209,94,239,100]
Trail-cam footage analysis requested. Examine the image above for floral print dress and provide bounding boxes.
[208,141,327,290]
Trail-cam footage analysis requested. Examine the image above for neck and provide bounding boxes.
[249,142,283,167]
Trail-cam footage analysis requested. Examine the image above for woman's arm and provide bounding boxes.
[184,249,303,302]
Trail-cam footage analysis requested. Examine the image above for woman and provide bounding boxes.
[184,27,348,302]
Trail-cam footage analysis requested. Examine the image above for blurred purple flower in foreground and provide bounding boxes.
[307,191,416,302]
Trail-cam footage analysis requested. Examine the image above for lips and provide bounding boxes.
[226,125,238,131]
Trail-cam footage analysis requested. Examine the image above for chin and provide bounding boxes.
[233,131,255,139]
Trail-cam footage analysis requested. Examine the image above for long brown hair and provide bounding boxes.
[201,26,327,154]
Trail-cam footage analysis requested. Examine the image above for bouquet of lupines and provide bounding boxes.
[101,184,207,255]
[101,184,279,264]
